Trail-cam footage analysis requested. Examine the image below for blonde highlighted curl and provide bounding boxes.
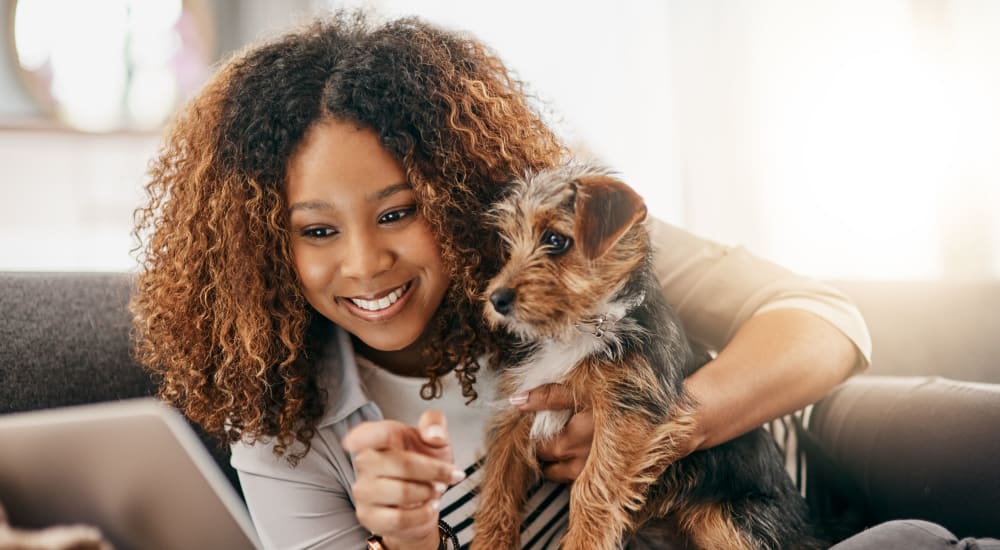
[131,12,564,462]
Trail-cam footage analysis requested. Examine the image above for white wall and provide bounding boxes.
[666,0,1000,279]
[2,0,999,279]
[0,131,156,271]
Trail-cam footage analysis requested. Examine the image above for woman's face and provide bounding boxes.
[286,118,449,366]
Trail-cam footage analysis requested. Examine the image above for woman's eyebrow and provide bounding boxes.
[289,182,411,213]
[367,182,411,202]
[289,200,332,213]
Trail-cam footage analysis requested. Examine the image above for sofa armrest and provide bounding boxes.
[802,376,1000,539]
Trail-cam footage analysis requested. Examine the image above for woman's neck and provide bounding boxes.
[350,333,436,378]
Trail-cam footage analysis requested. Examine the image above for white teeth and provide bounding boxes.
[348,283,408,312]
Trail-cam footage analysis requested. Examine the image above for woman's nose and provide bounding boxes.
[340,230,393,280]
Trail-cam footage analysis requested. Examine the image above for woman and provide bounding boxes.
[130,12,894,550]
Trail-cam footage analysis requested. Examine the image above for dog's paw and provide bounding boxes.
[530,410,573,440]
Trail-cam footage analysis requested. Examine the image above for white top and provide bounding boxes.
[355,355,498,469]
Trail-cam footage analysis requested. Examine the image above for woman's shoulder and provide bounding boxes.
[230,405,375,488]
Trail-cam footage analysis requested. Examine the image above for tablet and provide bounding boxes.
[0,398,261,550]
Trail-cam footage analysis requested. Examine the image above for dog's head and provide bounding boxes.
[484,161,648,340]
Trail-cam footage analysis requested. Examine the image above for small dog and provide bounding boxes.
[472,162,824,550]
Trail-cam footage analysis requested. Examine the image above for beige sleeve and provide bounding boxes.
[648,218,872,370]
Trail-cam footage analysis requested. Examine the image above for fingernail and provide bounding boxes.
[433,482,447,495]
[509,392,529,407]
[451,469,467,485]
[426,425,446,442]
[430,499,441,510]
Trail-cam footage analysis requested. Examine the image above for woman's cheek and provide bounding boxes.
[293,246,336,297]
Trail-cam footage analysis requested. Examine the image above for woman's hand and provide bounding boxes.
[514,383,704,483]
[512,384,594,483]
[343,410,465,550]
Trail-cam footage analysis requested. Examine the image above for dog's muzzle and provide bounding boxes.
[489,287,516,315]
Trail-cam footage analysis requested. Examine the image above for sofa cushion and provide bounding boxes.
[0,272,153,412]
[833,280,1000,384]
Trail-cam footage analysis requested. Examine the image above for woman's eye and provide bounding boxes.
[301,227,337,239]
[379,207,416,224]
[541,229,573,256]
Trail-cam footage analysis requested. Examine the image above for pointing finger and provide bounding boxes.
[418,409,450,448]
[342,420,410,453]
[353,448,459,485]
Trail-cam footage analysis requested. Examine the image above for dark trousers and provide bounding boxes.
[831,520,1000,549]
[803,376,1000,546]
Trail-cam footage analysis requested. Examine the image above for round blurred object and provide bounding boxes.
[9,0,214,132]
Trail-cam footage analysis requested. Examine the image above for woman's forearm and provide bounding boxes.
[683,308,861,451]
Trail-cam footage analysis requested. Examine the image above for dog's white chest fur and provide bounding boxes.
[505,323,623,441]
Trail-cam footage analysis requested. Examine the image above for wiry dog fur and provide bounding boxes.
[472,162,825,550]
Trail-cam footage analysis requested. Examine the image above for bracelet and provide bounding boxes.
[364,519,459,550]
[438,518,459,550]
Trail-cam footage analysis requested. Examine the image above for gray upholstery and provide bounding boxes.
[835,280,1000,384]
[0,272,153,411]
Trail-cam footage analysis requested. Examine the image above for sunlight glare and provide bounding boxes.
[757,4,964,280]
[13,0,190,132]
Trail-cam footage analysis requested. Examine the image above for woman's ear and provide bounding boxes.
[572,175,648,260]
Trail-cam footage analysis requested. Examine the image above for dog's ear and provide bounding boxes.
[573,175,647,260]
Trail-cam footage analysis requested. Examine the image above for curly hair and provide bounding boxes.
[131,12,565,462]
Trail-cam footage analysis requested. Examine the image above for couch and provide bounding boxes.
[0,273,238,495]
[2,272,998,541]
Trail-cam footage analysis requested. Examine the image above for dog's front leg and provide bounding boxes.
[472,409,537,550]
[561,368,694,550]
[561,405,652,550]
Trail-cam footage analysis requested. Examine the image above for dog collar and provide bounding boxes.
[574,313,616,338]
[574,291,645,338]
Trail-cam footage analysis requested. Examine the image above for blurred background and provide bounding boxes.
[1,0,999,280]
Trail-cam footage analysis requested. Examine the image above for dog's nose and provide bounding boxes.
[489,287,516,315]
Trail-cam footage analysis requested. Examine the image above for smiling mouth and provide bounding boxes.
[344,281,412,312]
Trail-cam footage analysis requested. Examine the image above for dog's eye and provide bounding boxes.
[541,229,573,256]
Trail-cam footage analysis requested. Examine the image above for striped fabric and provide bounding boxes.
[440,458,569,549]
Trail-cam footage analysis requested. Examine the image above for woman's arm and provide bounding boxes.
[647,219,871,367]
[232,412,458,550]
[231,437,373,549]
[649,217,871,450]
[683,307,859,451]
